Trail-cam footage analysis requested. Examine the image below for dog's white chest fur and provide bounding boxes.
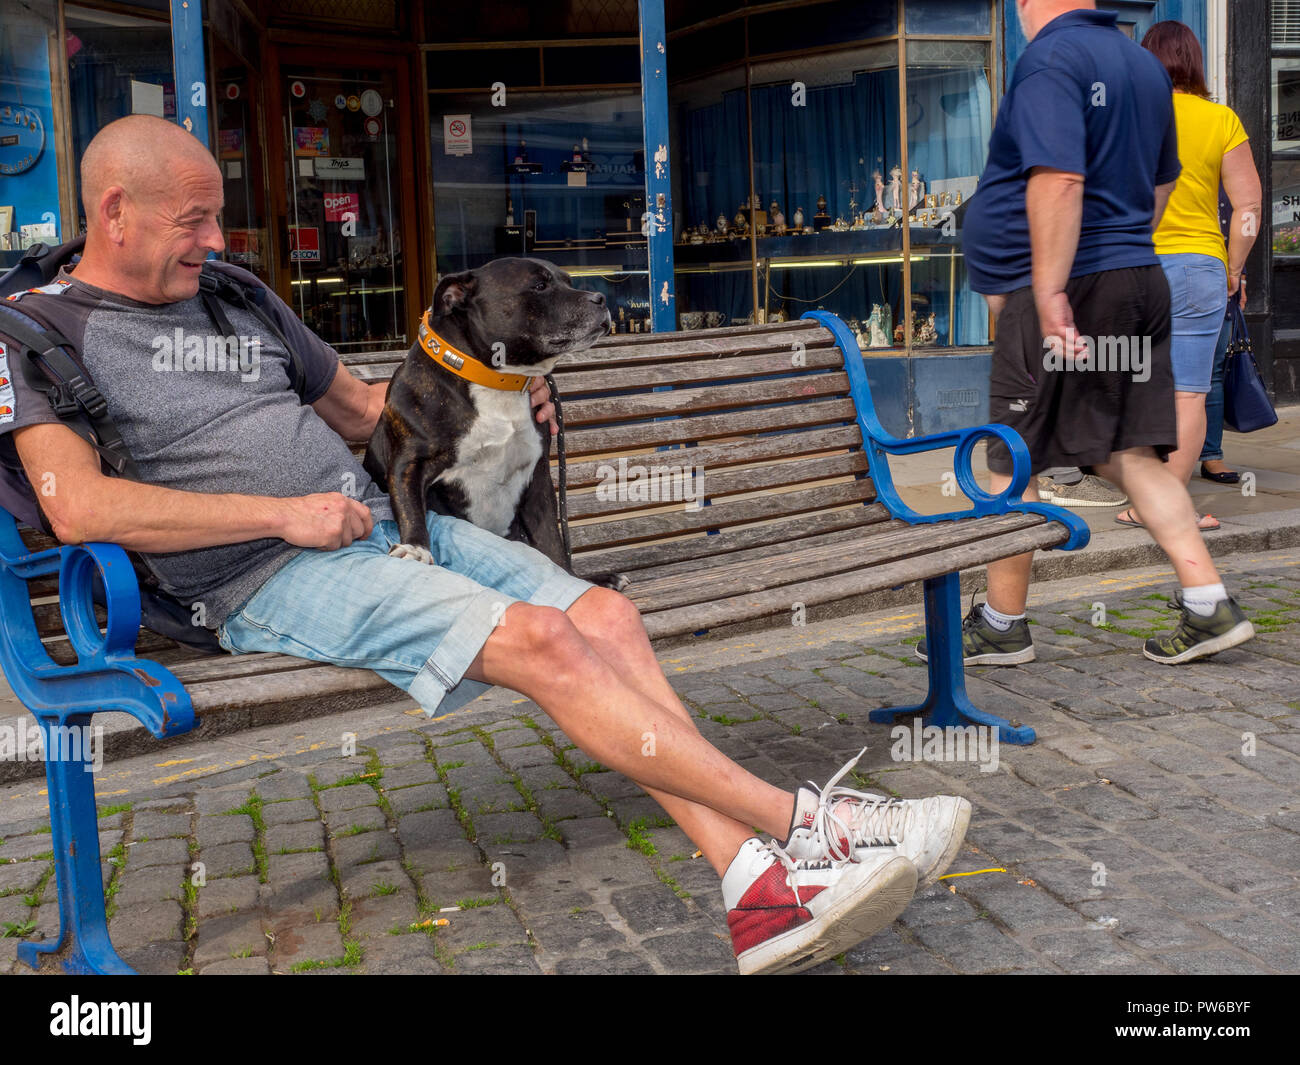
[435,386,542,536]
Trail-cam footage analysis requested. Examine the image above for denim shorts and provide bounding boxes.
[1160,252,1227,393]
[215,513,594,716]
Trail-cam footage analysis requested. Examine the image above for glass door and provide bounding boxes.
[282,64,407,350]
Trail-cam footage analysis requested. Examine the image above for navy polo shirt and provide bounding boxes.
[962,8,1181,294]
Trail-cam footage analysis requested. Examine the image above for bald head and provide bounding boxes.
[81,114,219,224]
[1016,0,1095,41]
[73,115,226,304]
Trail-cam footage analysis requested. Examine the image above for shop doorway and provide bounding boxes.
[271,51,421,351]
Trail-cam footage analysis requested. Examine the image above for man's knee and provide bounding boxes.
[570,586,646,640]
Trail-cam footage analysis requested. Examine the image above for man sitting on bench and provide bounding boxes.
[0,115,970,975]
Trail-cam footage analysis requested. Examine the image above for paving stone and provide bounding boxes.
[1201,911,1300,970]
[1027,930,1154,973]
[449,943,542,974]
[339,860,408,904]
[497,744,556,771]
[267,822,326,855]
[610,882,691,934]
[250,770,314,801]
[378,763,440,790]
[952,874,1091,933]
[359,932,448,974]
[436,903,529,951]
[910,919,1044,973]
[1077,899,1211,951]
[333,831,401,867]
[122,940,188,976]
[201,956,272,975]
[126,838,190,870]
[964,820,1068,863]
[201,841,257,879]
[476,812,543,846]
[534,787,603,823]
[0,860,48,896]
[261,798,318,826]
[197,875,260,918]
[131,812,191,839]
[308,760,372,788]
[553,949,657,975]
[640,928,735,973]
[196,814,255,848]
[317,784,380,813]
[113,868,185,907]
[323,805,386,836]
[346,893,421,938]
[387,783,449,816]
[529,908,628,955]
[271,919,348,966]
[1156,949,1271,975]
[108,898,183,952]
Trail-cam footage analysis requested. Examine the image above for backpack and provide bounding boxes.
[0,238,310,654]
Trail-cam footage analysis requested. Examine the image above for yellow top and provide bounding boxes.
[1154,92,1250,269]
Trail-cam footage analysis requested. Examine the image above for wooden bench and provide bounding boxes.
[0,310,1088,973]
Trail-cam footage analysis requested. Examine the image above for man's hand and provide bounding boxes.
[529,376,557,436]
[1036,291,1089,361]
[275,492,374,549]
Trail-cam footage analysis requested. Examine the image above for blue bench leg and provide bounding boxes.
[17,714,135,975]
[867,572,1037,745]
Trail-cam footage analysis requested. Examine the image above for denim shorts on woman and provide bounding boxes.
[1160,252,1228,393]
[215,513,594,716]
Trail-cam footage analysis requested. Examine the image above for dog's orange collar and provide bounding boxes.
[418,311,532,392]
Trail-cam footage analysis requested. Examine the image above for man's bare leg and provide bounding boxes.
[1118,393,1215,529]
[984,473,1039,616]
[464,598,795,876]
[1093,446,1222,588]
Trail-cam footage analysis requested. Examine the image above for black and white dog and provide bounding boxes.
[363,257,626,589]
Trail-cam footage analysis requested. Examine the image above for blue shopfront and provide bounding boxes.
[0,0,1226,433]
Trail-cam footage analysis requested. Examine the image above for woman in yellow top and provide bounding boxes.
[1117,21,1262,531]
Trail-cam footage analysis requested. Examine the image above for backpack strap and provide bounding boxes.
[198,265,308,399]
[0,301,140,478]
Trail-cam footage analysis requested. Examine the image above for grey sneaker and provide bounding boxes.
[1143,595,1255,664]
[1037,474,1128,508]
[916,604,1035,666]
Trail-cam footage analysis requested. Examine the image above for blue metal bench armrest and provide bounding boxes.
[0,511,194,736]
[802,310,1090,551]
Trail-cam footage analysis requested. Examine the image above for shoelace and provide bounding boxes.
[810,747,911,860]
[755,838,843,905]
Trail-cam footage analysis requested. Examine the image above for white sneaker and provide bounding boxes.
[784,748,971,886]
[723,837,917,976]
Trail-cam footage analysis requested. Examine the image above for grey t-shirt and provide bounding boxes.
[0,263,394,628]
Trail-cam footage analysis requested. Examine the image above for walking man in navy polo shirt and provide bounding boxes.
[932,0,1255,665]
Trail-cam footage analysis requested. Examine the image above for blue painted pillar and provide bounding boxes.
[170,0,210,147]
[638,0,676,332]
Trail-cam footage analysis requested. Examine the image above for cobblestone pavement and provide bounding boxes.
[2,549,1298,976]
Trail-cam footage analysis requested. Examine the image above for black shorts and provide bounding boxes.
[985,265,1177,477]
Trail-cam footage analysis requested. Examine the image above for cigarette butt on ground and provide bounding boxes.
[692,850,702,859]
[412,918,452,929]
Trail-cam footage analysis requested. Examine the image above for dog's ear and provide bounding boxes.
[433,271,477,317]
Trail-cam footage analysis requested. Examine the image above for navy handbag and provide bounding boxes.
[1223,300,1278,434]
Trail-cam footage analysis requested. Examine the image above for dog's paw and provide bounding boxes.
[389,543,435,564]
[589,571,631,593]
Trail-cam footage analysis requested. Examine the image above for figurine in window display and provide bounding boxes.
[792,206,805,230]
[771,201,786,233]
[581,137,591,164]
[873,170,885,213]
[909,170,924,211]
[716,212,729,235]
[514,139,528,164]
[814,195,831,231]
[915,313,937,346]
[506,195,515,226]
[770,306,787,323]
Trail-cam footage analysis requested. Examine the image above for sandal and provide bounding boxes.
[1200,463,1240,485]
[1115,509,1219,531]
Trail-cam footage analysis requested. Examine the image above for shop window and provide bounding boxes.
[64,4,174,229]
[0,0,62,255]
[1272,38,1300,330]
[429,86,649,332]
[906,0,992,36]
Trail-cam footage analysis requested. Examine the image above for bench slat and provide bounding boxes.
[564,451,866,521]
[641,522,1069,640]
[571,504,891,575]
[628,512,1049,614]
[559,424,863,490]
[562,397,859,456]
[556,346,844,394]
[560,372,850,428]
[569,480,875,551]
